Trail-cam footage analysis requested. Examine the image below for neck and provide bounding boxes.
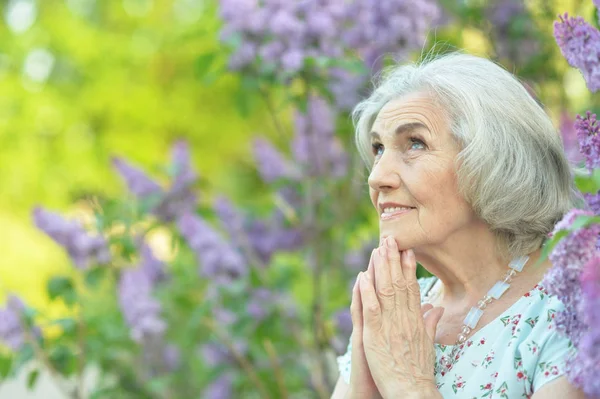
[414,224,545,308]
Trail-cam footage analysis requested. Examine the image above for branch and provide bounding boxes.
[203,318,271,399]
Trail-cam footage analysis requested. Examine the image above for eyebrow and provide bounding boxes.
[370,122,430,140]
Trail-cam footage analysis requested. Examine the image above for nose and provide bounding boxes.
[368,155,401,192]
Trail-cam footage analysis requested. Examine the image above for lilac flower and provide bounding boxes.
[139,244,166,285]
[292,96,348,178]
[340,0,441,71]
[112,157,163,198]
[118,268,166,342]
[219,0,441,87]
[246,288,275,321]
[566,255,600,397]
[177,212,246,281]
[201,340,247,367]
[155,141,199,221]
[328,67,368,111]
[113,141,199,222]
[213,196,303,265]
[543,209,600,346]
[486,0,539,64]
[252,138,300,183]
[576,111,600,170]
[554,13,600,92]
[33,207,111,269]
[163,344,181,371]
[246,216,303,264]
[333,308,353,337]
[203,372,233,399]
[0,296,27,351]
[560,111,585,166]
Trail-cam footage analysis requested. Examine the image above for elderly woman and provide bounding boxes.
[331,53,585,399]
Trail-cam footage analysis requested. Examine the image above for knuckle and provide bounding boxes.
[366,303,380,315]
[376,285,396,298]
[392,278,407,290]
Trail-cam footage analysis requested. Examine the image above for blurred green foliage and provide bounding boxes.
[0,0,283,311]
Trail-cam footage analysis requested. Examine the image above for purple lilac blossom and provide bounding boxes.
[486,0,539,64]
[155,141,199,221]
[0,296,27,351]
[554,13,600,92]
[203,372,233,399]
[177,212,246,281]
[292,95,348,178]
[568,255,600,397]
[118,268,167,342]
[333,308,353,338]
[163,344,181,371]
[33,207,111,269]
[213,196,303,265]
[560,111,585,166]
[112,157,163,198]
[543,209,600,346]
[341,0,441,71]
[219,0,441,91]
[576,111,600,170]
[201,340,247,367]
[113,141,199,222]
[139,244,166,285]
[246,288,275,321]
[252,138,300,183]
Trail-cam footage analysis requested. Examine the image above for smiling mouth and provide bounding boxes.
[380,207,414,221]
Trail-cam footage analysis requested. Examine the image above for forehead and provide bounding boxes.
[372,92,445,134]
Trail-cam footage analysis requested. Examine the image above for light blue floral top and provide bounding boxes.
[337,277,575,398]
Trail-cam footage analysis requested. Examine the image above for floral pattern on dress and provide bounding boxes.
[336,278,574,398]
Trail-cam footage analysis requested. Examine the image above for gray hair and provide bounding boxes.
[353,52,579,258]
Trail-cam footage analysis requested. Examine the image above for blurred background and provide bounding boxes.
[0,0,599,397]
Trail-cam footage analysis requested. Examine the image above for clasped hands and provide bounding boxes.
[347,236,444,399]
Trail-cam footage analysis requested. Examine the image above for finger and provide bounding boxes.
[423,306,445,342]
[359,272,382,329]
[402,249,421,313]
[374,245,395,311]
[367,249,376,285]
[421,303,434,317]
[350,273,363,335]
[385,237,407,309]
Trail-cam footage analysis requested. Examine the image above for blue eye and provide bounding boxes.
[410,138,426,150]
[372,143,384,157]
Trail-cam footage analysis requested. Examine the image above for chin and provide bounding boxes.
[378,230,420,251]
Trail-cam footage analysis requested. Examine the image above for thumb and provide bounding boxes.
[423,306,445,342]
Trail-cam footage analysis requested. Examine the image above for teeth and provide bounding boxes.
[382,206,411,213]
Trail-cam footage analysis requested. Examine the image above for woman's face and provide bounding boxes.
[368,92,476,251]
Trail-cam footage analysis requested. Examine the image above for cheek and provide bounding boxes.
[369,188,378,209]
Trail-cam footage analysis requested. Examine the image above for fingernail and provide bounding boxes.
[378,246,386,257]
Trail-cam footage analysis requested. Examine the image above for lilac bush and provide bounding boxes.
[544,3,600,395]
[554,13,600,92]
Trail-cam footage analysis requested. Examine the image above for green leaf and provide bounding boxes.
[570,215,600,230]
[51,318,77,335]
[47,276,77,306]
[27,369,39,390]
[574,169,600,193]
[85,267,106,288]
[538,229,569,263]
[194,53,216,78]
[0,355,13,378]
